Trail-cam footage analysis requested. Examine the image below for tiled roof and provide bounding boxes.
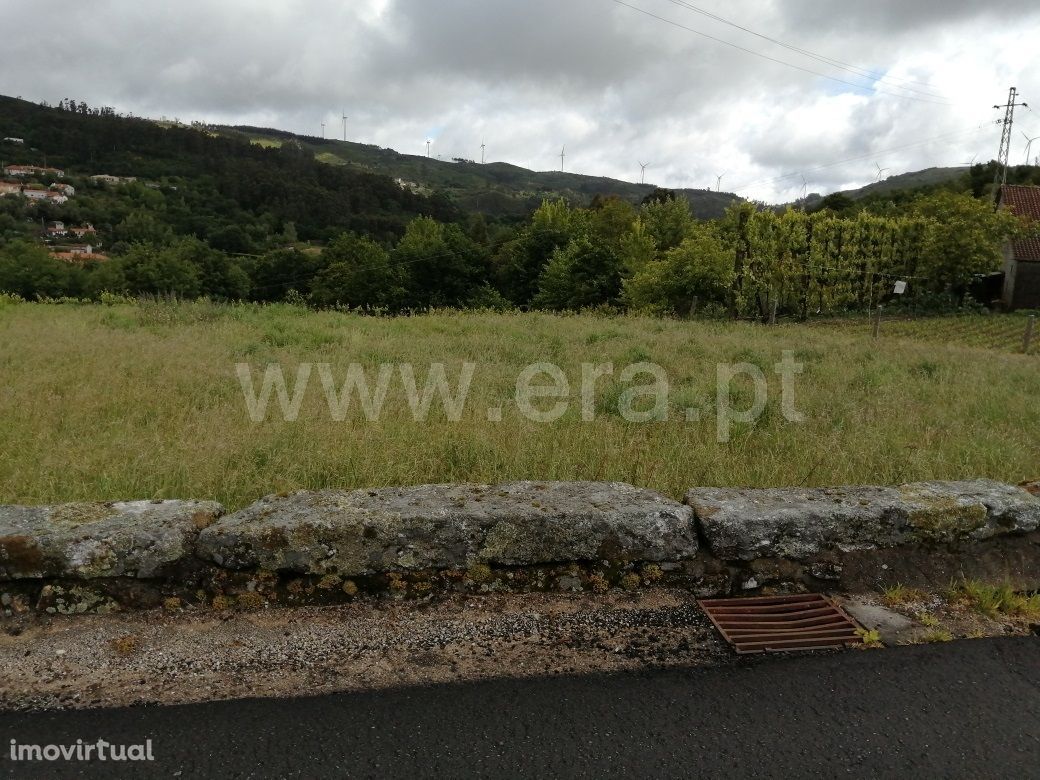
[1002,185,1040,262]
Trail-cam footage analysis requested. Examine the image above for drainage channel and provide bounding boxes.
[698,594,865,654]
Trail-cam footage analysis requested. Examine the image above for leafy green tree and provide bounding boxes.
[393,216,488,308]
[617,219,658,275]
[311,233,405,309]
[624,225,734,315]
[119,243,201,297]
[494,199,583,305]
[640,196,695,252]
[588,195,637,246]
[114,211,175,246]
[0,241,83,298]
[247,248,319,302]
[208,224,257,255]
[533,236,623,311]
[168,238,250,300]
[84,258,129,298]
[911,192,1021,289]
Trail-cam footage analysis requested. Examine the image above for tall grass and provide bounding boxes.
[1,299,1038,510]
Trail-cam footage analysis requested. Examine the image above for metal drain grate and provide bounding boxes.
[698,594,864,654]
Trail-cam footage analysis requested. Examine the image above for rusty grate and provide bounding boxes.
[698,594,864,654]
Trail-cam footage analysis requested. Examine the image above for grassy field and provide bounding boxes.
[1,298,1037,511]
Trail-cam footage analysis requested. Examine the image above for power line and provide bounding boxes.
[610,0,953,107]
[662,0,948,100]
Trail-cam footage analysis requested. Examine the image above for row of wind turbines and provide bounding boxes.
[958,131,1040,168]
[316,117,1040,197]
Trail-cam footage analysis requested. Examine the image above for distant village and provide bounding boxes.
[0,140,148,265]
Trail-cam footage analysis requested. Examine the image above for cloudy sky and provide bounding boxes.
[6,0,1040,202]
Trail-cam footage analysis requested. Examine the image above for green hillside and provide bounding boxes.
[217,125,741,220]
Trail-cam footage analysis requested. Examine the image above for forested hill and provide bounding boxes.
[0,95,457,242]
[216,125,741,220]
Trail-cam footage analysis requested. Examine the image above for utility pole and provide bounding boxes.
[994,87,1028,195]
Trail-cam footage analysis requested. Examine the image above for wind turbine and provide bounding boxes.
[342,112,348,142]
[426,139,432,158]
[960,154,979,168]
[715,172,727,192]
[320,122,326,139]
[481,138,486,165]
[1024,131,1040,165]
[560,146,566,172]
[638,161,650,185]
[800,175,808,200]
[874,162,890,182]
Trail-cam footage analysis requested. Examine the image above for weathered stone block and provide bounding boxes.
[687,480,1040,562]
[0,501,224,580]
[197,482,696,576]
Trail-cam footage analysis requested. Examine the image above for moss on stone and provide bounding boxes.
[466,563,493,584]
[901,487,988,540]
[48,503,117,527]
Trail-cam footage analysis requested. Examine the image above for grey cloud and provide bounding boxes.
[1,0,1038,202]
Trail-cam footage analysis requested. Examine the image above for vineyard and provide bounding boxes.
[725,194,1020,320]
[809,312,1039,354]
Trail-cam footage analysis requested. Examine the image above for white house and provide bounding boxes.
[3,137,25,145]
[21,188,68,204]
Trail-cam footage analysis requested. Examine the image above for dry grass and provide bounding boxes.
[1,298,1039,510]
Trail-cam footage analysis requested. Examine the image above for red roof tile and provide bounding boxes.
[1002,185,1040,261]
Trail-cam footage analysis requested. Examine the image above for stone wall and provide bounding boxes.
[2,480,1038,616]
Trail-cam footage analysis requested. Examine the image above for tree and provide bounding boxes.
[119,243,201,297]
[533,236,623,311]
[624,225,734,315]
[589,195,638,246]
[113,211,174,246]
[493,199,582,305]
[311,233,405,310]
[912,192,1021,290]
[169,238,250,300]
[393,216,487,308]
[247,248,319,302]
[0,241,83,298]
[640,196,695,252]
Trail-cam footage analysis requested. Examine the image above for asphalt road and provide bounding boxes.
[1,637,1038,779]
